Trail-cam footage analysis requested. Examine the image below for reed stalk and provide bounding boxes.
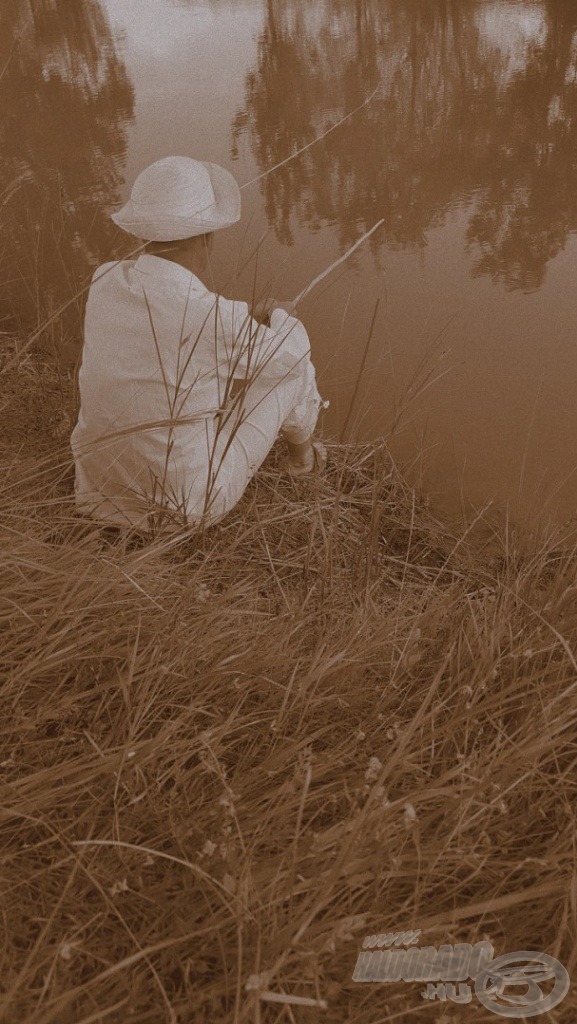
[1,264,576,1023]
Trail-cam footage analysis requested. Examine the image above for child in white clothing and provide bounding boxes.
[70,156,328,534]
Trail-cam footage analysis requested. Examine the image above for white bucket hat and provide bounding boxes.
[110,156,241,241]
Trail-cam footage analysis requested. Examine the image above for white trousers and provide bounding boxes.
[204,354,328,523]
[71,355,327,533]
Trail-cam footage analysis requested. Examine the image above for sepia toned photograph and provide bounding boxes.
[1,1,576,1021]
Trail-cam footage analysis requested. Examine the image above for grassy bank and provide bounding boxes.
[1,338,576,1023]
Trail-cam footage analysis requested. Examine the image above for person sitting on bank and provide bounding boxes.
[70,156,328,534]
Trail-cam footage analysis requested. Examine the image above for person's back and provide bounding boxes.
[72,254,231,530]
[70,156,328,535]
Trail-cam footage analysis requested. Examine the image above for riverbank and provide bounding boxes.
[1,338,576,1023]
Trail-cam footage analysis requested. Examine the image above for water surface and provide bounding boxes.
[2,0,577,533]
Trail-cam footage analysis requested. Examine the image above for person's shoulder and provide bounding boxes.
[89,260,127,287]
[193,284,247,314]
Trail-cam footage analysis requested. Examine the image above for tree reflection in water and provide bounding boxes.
[0,0,134,363]
[234,0,577,291]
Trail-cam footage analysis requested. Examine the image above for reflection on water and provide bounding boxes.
[2,0,577,530]
[236,0,577,292]
[0,0,134,362]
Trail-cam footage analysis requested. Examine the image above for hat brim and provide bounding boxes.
[110,161,241,241]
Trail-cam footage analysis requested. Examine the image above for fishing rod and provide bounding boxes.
[242,80,385,312]
[4,82,384,379]
[248,218,384,414]
[254,218,385,330]
[290,218,385,310]
[212,77,385,288]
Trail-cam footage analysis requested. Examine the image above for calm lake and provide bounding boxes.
[2,0,577,533]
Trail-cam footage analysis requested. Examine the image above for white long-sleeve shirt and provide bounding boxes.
[70,254,312,530]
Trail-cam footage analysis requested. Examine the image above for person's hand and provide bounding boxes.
[251,297,276,324]
[251,298,298,325]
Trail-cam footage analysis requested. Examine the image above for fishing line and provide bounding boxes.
[239,79,383,191]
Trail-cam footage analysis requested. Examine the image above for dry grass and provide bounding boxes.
[1,337,577,1023]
